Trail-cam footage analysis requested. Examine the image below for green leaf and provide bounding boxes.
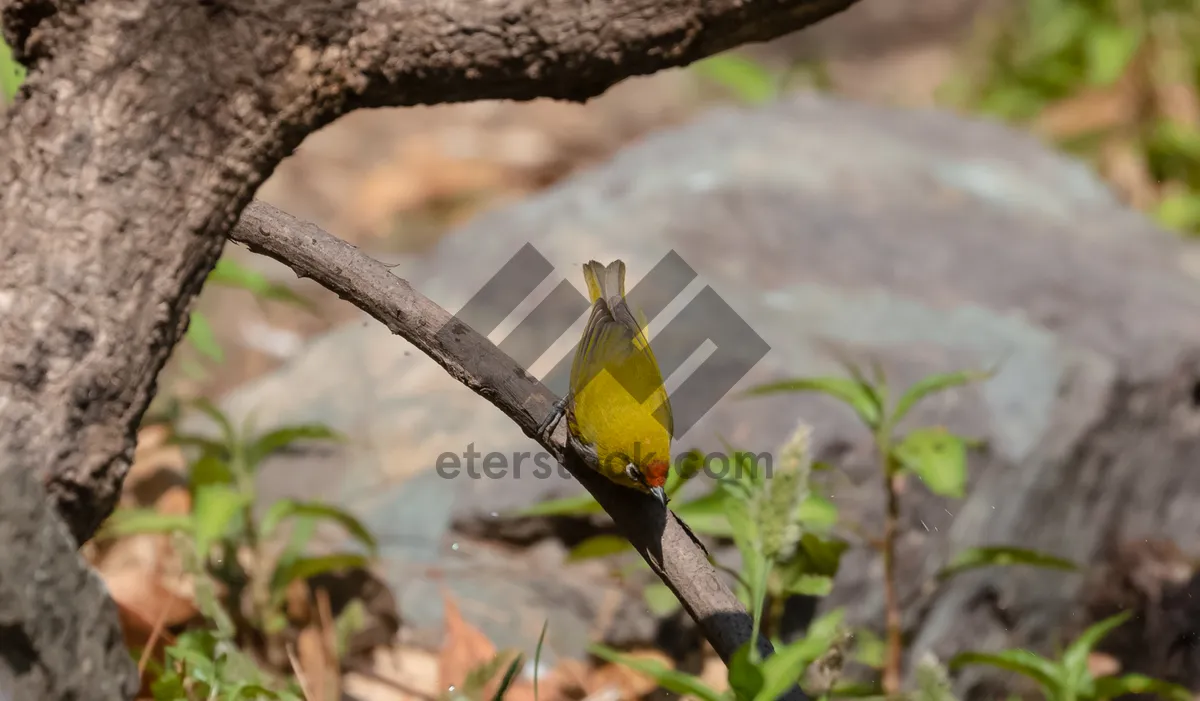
[938,546,1077,581]
[515,494,603,517]
[744,377,882,429]
[674,491,734,537]
[643,583,682,618]
[259,499,377,555]
[797,493,839,530]
[754,609,845,701]
[1092,673,1192,701]
[186,312,224,362]
[693,53,778,105]
[333,600,366,659]
[1155,191,1200,233]
[490,653,525,701]
[893,427,968,498]
[892,369,994,426]
[588,644,726,701]
[229,684,283,700]
[1152,120,1200,160]
[98,508,192,540]
[534,620,549,701]
[208,257,312,308]
[949,650,1062,696]
[785,574,834,596]
[852,629,885,669]
[0,37,26,102]
[192,484,250,556]
[246,424,344,466]
[190,398,237,447]
[189,452,236,489]
[1084,23,1141,86]
[567,534,632,562]
[1062,612,1131,690]
[270,553,370,593]
[728,642,766,701]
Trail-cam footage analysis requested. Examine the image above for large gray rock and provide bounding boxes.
[218,92,1200,691]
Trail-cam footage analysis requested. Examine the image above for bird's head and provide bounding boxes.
[624,458,670,508]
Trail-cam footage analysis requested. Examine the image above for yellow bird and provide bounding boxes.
[538,260,674,507]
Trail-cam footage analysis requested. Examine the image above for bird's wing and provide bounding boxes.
[570,296,674,438]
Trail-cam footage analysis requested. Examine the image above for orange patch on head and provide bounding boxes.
[644,459,669,488]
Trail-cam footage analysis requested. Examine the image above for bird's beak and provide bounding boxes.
[649,485,668,508]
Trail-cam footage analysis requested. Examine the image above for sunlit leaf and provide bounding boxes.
[797,493,839,530]
[893,427,968,498]
[728,642,765,701]
[98,508,192,540]
[938,546,1077,581]
[260,499,377,555]
[246,423,344,467]
[1093,673,1191,701]
[1062,611,1131,691]
[189,398,237,447]
[207,256,312,308]
[192,483,250,556]
[185,312,223,362]
[490,653,525,701]
[892,369,994,426]
[515,494,603,517]
[672,491,733,537]
[0,38,25,102]
[1084,23,1141,86]
[744,376,882,429]
[270,553,370,592]
[643,583,682,618]
[1155,191,1200,233]
[566,534,632,562]
[785,574,834,596]
[189,452,236,490]
[949,649,1062,696]
[588,644,726,701]
[754,609,845,701]
[534,619,549,701]
[693,53,778,105]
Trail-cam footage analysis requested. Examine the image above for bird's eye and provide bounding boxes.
[625,463,645,485]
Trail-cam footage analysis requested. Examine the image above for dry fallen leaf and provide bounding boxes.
[438,592,500,696]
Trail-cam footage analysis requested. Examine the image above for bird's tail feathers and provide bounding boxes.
[582,260,626,304]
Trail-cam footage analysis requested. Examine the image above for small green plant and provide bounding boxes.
[142,628,305,700]
[744,359,1079,695]
[944,0,1200,235]
[591,607,846,701]
[951,611,1191,701]
[691,52,832,105]
[101,399,374,667]
[0,36,25,103]
[183,255,314,373]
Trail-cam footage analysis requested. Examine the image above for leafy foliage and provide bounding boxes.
[951,612,1191,701]
[100,402,372,694]
[944,0,1200,236]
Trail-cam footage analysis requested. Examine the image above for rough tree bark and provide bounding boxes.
[0,0,857,698]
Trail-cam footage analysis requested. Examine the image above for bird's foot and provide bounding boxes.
[536,395,569,443]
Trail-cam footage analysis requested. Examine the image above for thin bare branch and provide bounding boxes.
[229,199,808,700]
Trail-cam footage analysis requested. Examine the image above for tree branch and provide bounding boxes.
[229,199,805,698]
[0,0,857,546]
